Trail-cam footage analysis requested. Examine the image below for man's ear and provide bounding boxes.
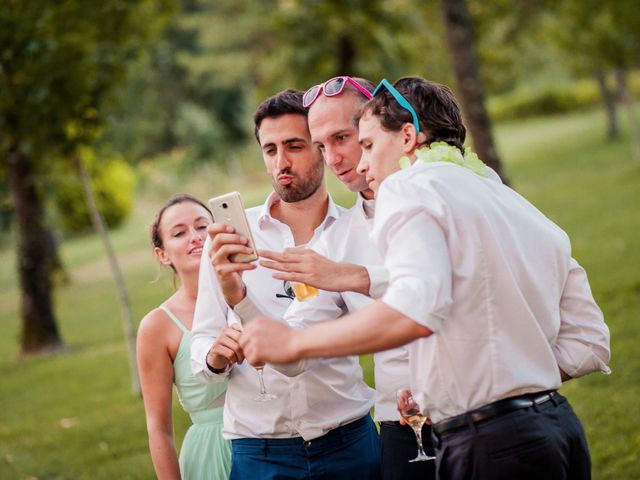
[401,123,419,154]
[154,246,172,266]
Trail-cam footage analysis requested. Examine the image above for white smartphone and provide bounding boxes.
[208,191,258,263]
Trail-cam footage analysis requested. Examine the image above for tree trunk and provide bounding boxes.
[441,0,509,183]
[337,34,356,76]
[73,155,141,395]
[615,69,640,166]
[46,228,70,285]
[7,147,63,354]
[595,71,620,140]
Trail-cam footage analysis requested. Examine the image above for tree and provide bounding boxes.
[98,0,459,173]
[101,0,270,171]
[264,0,424,91]
[0,0,173,356]
[546,0,640,160]
[440,0,508,182]
[73,151,141,394]
[595,71,621,140]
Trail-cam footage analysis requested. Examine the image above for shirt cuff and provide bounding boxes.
[269,360,308,377]
[381,279,449,332]
[206,360,233,376]
[554,345,612,379]
[366,265,389,299]
[232,291,265,325]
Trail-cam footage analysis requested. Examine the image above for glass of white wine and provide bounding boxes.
[253,364,276,402]
[233,321,276,402]
[396,388,436,462]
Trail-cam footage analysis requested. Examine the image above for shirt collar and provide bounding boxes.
[257,191,280,227]
[324,195,342,226]
[356,192,376,220]
[257,191,341,230]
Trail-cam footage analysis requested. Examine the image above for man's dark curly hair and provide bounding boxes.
[356,76,466,152]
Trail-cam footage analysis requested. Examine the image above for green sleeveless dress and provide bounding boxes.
[160,306,231,480]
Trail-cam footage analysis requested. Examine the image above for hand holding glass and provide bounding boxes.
[397,388,435,462]
[232,321,276,402]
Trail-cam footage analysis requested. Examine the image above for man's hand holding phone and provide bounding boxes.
[208,223,256,307]
[208,192,258,308]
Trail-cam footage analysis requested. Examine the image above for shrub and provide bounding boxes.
[488,80,600,121]
[50,150,137,232]
[488,71,640,121]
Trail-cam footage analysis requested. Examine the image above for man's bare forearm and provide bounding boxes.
[293,300,431,359]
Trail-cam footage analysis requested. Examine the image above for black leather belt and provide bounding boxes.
[379,420,432,429]
[433,390,561,437]
[379,421,403,427]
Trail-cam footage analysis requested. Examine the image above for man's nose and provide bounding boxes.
[324,145,341,167]
[276,150,291,170]
[356,156,368,175]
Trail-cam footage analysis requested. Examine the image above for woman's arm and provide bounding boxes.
[137,311,181,480]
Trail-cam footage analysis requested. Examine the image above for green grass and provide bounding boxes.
[1,106,639,478]
[495,108,640,478]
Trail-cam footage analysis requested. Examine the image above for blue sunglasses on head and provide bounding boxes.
[372,79,421,134]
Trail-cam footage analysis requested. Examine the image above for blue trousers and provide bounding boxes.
[432,393,591,480]
[230,415,381,480]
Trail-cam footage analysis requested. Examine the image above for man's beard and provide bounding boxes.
[271,158,324,203]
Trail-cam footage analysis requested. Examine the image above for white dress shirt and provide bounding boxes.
[373,162,611,423]
[276,194,409,421]
[191,192,375,440]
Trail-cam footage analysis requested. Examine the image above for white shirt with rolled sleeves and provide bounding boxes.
[372,162,611,424]
[190,192,375,440]
[271,194,410,422]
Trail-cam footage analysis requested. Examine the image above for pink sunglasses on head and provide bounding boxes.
[303,76,373,108]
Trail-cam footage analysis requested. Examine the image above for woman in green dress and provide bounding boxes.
[137,194,231,479]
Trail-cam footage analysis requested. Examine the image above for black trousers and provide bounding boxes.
[432,393,591,480]
[380,421,436,480]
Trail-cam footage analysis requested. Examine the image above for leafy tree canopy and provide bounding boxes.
[0,0,175,166]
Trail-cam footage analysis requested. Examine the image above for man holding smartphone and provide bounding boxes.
[239,76,611,480]
[221,76,608,480]
[256,76,436,480]
[191,89,380,480]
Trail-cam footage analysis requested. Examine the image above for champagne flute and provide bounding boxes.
[253,364,276,402]
[397,388,435,462]
[232,320,276,402]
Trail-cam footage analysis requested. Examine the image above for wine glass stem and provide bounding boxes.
[413,427,428,457]
[257,367,267,395]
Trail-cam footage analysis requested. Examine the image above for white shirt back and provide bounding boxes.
[373,162,610,423]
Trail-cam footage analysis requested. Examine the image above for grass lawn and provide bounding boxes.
[1,106,639,478]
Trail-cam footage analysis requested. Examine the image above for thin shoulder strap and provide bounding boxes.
[159,305,189,334]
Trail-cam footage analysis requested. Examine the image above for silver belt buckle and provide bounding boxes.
[533,392,551,405]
